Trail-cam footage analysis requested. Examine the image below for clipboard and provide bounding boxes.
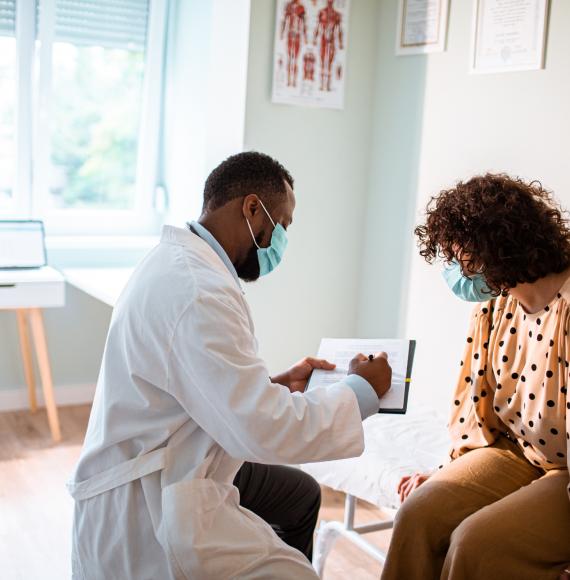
[306,338,416,414]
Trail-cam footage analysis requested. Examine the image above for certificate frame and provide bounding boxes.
[396,0,449,56]
[471,0,549,74]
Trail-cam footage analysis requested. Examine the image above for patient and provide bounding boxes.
[381,174,570,580]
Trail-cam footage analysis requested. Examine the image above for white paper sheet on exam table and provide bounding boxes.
[305,338,415,413]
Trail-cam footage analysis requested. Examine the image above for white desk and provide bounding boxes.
[0,267,65,308]
[0,267,65,441]
[63,268,134,307]
[1,267,136,442]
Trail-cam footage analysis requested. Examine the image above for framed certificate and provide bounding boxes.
[471,0,549,74]
[396,0,449,55]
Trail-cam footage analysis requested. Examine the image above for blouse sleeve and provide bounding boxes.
[566,389,569,502]
[448,300,505,461]
[559,318,570,499]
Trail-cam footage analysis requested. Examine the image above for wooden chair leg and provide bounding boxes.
[16,309,37,413]
[29,308,62,442]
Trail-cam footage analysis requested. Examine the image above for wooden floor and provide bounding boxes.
[0,405,389,579]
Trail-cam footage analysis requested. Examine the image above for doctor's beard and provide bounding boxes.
[236,237,262,282]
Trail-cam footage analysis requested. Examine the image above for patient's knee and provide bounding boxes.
[448,513,488,562]
[393,482,442,534]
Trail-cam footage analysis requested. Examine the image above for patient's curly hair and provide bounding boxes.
[415,174,570,294]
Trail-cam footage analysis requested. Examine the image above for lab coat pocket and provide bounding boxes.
[161,478,272,580]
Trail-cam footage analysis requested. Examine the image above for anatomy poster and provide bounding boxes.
[272,0,350,110]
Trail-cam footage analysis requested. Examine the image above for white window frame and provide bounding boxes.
[3,0,168,236]
[14,0,35,217]
[0,1,30,216]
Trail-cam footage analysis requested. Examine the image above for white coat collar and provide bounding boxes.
[160,225,244,293]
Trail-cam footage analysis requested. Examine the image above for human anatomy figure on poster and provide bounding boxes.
[313,0,344,92]
[273,0,349,109]
[303,50,316,81]
[280,0,308,87]
[300,49,316,95]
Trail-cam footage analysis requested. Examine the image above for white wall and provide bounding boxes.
[357,0,427,339]
[365,0,570,414]
[0,284,111,402]
[243,0,380,372]
[162,0,251,224]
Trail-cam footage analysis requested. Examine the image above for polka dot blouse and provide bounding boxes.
[449,282,569,493]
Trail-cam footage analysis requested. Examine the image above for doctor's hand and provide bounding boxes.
[348,352,392,399]
[398,473,431,504]
[271,358,336,394]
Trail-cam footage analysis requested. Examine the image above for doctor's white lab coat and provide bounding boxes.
[68,225,367,580]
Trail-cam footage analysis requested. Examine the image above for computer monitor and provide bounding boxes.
[0,220,47,269]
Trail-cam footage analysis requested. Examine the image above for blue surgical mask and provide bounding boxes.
[442,260,492,302]
[245,199,288,276]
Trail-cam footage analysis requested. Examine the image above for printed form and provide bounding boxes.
[306,338,415,413]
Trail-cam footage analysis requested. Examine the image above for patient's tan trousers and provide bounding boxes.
[381,437,570,580]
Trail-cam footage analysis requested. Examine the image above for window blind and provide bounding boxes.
[39,0,149,51]
[0,0,16,36]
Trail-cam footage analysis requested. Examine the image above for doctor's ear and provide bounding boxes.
[242,194,261,220]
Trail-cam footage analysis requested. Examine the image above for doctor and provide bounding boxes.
[68,152,392,579]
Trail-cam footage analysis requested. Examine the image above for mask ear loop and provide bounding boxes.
[258,198,277,229]
[245,218,261,249]
[245,197,277,250]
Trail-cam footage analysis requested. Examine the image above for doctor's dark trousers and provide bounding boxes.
[233,462,322,562]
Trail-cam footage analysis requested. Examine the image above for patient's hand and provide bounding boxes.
[398,473,431,504]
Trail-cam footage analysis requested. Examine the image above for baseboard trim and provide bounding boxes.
[0,383,96,412]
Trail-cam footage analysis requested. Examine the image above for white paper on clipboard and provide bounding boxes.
[305,338,415,413]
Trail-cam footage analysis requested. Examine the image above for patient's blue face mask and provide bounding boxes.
[245,199,288,276]
[442,260,491,302]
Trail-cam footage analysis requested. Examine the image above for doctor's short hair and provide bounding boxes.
[202,151,294,211]
[415,173,570,294]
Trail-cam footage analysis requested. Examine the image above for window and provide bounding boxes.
[0,1,17,206]
[46,3,147,209]
[1,0,168,234]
